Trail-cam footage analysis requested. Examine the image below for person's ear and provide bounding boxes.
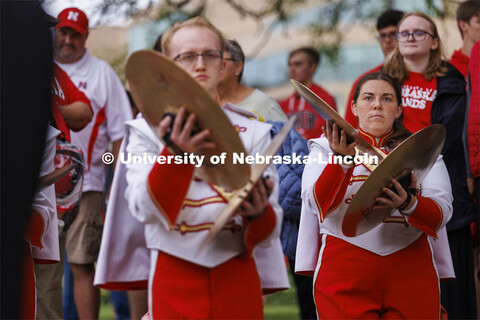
[235,61,243,77]
[395,104,403,119]
[219,59,226,76]
[459,20,468,39]
[309,63,317,76]
[351,100,358,117]
[430,37,439,51]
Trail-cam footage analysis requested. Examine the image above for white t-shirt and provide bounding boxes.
[236,89,288,122]
[56,50,132,192]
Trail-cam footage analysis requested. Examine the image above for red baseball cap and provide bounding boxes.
[56,7,89,35]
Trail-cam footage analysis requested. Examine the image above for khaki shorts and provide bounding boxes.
[66,191,104,264]
[34,231,66,319]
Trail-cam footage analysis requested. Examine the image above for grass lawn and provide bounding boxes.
[100,272,301,319]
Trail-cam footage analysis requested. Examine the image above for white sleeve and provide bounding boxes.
[105,66,133,142]
[295,138,330,274]
[31,127,59,246]
[124,124,170,229]
[412,155,453,228]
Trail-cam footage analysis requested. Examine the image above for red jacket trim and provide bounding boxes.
[244,205,276,255]
[407,196,443,238]
[327,166,354,214]
[358,127,394,148]
[147,147,194,229]
[313,164,348,222]
[24,210,45,248]
[87,106,106,170]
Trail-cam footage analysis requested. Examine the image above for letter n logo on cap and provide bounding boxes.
[67,11,79,21]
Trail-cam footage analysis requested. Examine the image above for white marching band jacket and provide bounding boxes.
[95,104,289,292]
[296,131,454,280]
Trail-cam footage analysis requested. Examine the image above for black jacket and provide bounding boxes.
[431,62,477,230]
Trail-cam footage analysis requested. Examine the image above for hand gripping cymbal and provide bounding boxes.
[197,116,296,254]
[125,50,249,190]
[342,124,446,237]
[290,79,385,162]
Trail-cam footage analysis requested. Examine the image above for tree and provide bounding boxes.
[43,0,458,65]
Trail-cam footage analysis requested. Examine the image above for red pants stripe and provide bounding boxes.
[150,251,263,319]
[314,235,440,319]
[20,240,36,319]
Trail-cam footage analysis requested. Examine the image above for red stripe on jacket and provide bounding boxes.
[87,106,106,170]
[314,164,353,222]
[244,205,277,255]
[147,147,194,228]
[407,196,443,238]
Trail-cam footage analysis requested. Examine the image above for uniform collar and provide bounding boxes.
[358,127,394,148]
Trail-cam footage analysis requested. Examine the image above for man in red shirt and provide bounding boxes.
[344,10,404,128]
[449,0,480,78]
[51,63,92,141]
[279,47,337,140]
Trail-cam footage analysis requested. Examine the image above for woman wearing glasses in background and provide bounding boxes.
[384,12,477,319]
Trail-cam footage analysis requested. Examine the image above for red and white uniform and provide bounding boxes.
[124,104,283,318]
[401,72,437,133]
[279,83,337,140]
[94,108,289,295]
[94,131,150,291]
[296,130,453,318]
[56,50,132,192]
[22,125,60,318]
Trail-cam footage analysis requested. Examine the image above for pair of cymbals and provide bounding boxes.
[290,80,446,237]
[126,50,250,190]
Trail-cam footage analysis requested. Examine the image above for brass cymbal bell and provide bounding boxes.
[342,124,446,237]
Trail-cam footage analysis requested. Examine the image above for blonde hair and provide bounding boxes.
[161,17,226,55]
[383,12,447,83]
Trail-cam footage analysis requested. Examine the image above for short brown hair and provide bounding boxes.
[456,0,480,38]
[289,47,320,66]
[161,16,226,56]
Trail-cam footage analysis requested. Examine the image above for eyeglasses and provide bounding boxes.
[224,58,240,62]
[377,31,397,41]
[396,30,434,42]
[173,50,223,66]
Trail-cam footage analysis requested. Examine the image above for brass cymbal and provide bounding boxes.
[290,79,385,161]
[125,50,250,190]
[342,124,446,237]
[197,116,296,254]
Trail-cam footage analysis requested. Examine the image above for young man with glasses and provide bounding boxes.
[122,17,283,318]
[344,9,404,127]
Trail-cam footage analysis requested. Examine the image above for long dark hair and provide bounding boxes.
[353,72,411,149]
